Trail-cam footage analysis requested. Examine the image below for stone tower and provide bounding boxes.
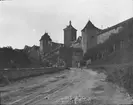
[81,20,101,54]
[63,21,77,47]
[39,32,52,54]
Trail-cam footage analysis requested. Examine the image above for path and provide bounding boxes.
[0,68,132,105]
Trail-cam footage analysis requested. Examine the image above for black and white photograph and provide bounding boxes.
[0,0,133,104]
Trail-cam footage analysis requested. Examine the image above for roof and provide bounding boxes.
[39,32,52,41]
[82,20,102,32]
[63,21,77,31]
[97,17,133,35]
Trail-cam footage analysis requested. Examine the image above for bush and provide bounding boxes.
[106,65,133,97]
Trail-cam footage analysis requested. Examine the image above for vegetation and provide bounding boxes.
[105,65,133,97]
[0,46,30,69]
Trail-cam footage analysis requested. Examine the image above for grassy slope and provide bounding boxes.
[87,40,133,98]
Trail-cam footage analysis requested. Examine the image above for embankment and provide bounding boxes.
[89,64,133,98]
[0,67,65,83]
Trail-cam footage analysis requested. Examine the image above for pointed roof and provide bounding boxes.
[63,21,77,31]
[82,20,101,32]
[39,32,52,41]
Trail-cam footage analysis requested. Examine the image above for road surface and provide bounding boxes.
[0,68,132,105]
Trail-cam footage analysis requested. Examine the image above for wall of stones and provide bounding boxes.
[97,26,123,44]
[82,29,98,54]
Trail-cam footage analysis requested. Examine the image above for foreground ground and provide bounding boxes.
[0,68,132,105]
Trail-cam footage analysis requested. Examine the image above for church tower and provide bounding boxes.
[63,21,77,47]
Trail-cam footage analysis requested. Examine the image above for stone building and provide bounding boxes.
[81,20,102,54]
[48,21,83,67]
[83,17,133,64]
[39,32,52,54]
[63,21,77,47]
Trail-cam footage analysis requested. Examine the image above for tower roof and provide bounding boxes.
[82,20,101,32]
[63,21,77,31]
[39,32,52,41]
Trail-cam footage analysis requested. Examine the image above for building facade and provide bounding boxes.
[83,17,133,64]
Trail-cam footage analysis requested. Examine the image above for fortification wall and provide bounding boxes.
[84,18,133,64]
[97,26,123,44]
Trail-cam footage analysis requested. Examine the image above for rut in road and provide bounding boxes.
[13,81,74,105]
[1,75,67,104]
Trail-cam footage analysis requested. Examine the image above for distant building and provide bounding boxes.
[63,21,77,47]
[39,32,52,54]
[61,21,83,67]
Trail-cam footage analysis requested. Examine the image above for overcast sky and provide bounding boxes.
[0,0,133,49]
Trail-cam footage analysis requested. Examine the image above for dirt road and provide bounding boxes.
[0,68,132,105]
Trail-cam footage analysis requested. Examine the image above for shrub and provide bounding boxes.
[106,65,133,97]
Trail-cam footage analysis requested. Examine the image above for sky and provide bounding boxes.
[0,0,133,49]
